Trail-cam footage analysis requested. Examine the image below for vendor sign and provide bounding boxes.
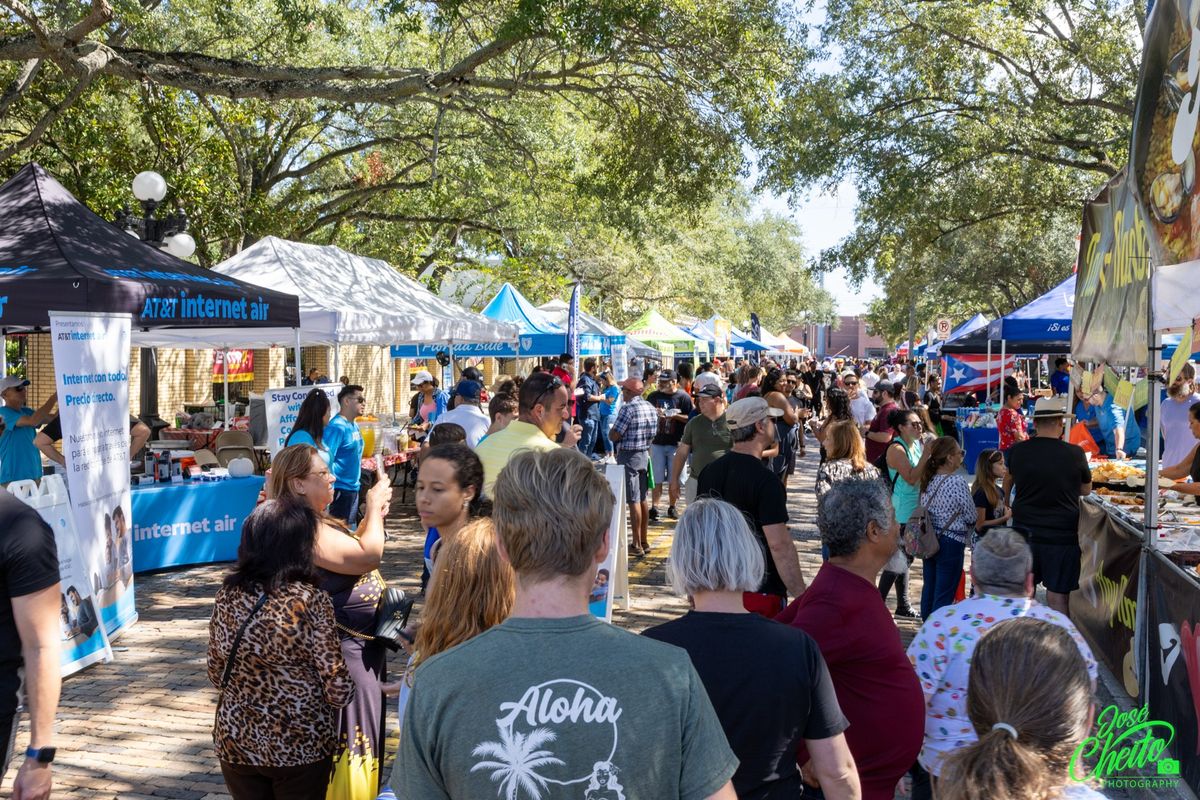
[1073,168,1151,365]
[1147,553,1200,793]
[49,311,137,639]
[713,318,731,358]
[212,348,254,382]
[131,477,265,571]
[265,383,341,455]
[1070,500,1142,698]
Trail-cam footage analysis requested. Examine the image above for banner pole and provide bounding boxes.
[223,348,230,431]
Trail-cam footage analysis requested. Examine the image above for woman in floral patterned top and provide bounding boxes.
[209,499,353,800]
[997,389,1028,451]
[916,437,976,619]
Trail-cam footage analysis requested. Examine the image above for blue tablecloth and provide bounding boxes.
[131,476,264,572]
[961,427,999,475]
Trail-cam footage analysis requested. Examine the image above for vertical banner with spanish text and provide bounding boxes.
[49,312,137,639]
[7,476,112,675]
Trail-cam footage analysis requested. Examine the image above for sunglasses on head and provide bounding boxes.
[530,374,564,408]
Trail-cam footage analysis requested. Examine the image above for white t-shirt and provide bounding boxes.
[861,371,879,390]
[429,403,490,448]
[907,594,1097,776]
[888,370,905,384]
[850,394,876,426]
[1160,392,1200,468]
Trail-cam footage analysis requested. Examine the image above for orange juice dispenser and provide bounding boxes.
[355,415,380,455]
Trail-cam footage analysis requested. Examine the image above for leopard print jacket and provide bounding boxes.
[208,582,353,766]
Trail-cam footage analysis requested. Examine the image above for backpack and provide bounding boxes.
[874,440,901,492]
[904,476,962,559]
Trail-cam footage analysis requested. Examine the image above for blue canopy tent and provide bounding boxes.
[391,282,607,358]
[941,276,1075,356]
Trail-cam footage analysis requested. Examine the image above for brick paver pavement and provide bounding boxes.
[7,446,1134,799]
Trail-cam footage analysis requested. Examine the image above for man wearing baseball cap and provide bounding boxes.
[610,377,659,556]
[0,378,57,485]
[670,381,730,506]
[429,380,490,448]
[697,397,807,615]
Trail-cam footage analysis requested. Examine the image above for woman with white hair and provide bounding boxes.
[643,498,859,800]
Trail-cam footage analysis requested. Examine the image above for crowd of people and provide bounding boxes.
[1,351,1125,800]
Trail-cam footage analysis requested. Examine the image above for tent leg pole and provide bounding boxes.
[0,333,6,376]
[986,339,993,405]
[223,348,230,431]
[294,329,301,387]
[1000,340,1006,408]
[334,343,341,383]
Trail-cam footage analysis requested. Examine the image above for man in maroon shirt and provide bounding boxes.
[864,381,899,463]
[777,476,924,800]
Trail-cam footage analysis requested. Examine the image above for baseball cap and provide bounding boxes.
[694,372,723,392]
[619,377,644,393]
[1032,396,1067,419]
[455,379,482,401]
[697,383,724,399]
[657,369,677,382]
[874,380,896,396]
[726,397,783,428]
[410,370,434,386]
[0,376,30,393]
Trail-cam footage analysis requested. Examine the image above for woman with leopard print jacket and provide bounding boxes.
[208,499,353,800]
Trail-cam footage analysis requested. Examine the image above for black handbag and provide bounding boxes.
[334,587,415,652]
[372,587,415,652]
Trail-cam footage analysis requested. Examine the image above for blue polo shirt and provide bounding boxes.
[0,406,41,484]
[323,414,363,491]
[1096,395,1141,457]
[1050,369,1071,395]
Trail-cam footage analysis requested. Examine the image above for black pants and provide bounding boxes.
[220,756,333,800]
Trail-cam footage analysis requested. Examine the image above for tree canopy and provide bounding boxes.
[0,0,834,328]
[757,0,1141,343]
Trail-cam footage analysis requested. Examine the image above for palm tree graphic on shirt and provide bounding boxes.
[471,723,565,800]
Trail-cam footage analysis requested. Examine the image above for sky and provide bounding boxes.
[751,181,883,318]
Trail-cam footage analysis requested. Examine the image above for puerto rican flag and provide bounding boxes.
[943,354,1016,395]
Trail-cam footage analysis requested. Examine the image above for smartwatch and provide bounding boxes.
[25,746,56,764]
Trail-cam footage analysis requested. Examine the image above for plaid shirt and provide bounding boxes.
[612,396,658,455]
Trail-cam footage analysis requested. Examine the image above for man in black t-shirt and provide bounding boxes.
[698,397,807,615]
[1003,397,1092,619]
[646,370,694,521]
[35,414,151,467]
[0,491,60,797]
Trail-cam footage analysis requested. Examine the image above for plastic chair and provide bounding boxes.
[214,430,256,470]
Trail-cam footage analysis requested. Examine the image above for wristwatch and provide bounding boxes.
[25,746,56,764]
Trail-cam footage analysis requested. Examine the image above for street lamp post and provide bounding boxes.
[112,171,198,430]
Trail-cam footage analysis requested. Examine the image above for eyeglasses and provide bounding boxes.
[306,468,331,479]
[844,380,858,386]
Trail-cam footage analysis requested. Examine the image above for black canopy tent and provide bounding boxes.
[0,163,299,332]
[938,327,1072,355]
[0,163,301,423]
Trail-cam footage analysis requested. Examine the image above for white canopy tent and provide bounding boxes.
[212,237,519,347]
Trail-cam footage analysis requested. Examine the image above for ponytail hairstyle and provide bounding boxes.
[938,618,1093,800]
[920,436,960,492]
[423,443,492,518]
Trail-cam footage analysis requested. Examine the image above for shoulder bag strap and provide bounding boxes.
[220,592,270,692]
